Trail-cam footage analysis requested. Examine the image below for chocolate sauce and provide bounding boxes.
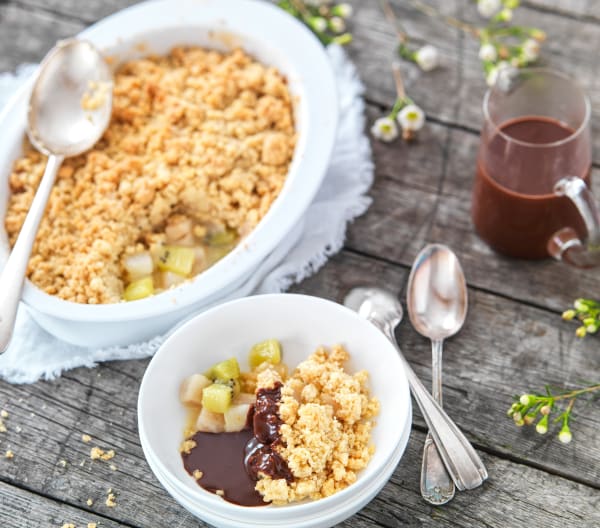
[244,383,294,482]
[182,429,266,506]
[181,382,293,507]
[472,116,591,259]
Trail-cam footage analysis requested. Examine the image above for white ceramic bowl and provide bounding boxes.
[0,0,338,347]
[137,294,412,528]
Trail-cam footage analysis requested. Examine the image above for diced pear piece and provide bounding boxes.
[232,392,256,405]
[123,252,154,281]
[179,374,212,406]
[249,339,282,368]
[123,276,154,301]
[158,270,186,289]
[224,403,252,432]
[211,358,241,382]
[157,246,195,276]
[195,407,225,433]
[202,383,232,413]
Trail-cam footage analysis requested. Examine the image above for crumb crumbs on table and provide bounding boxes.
[81,434,92,443]
[90,447,115,461]
[5,450,14,459]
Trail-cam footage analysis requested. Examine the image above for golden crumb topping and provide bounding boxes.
[5,46,295,303]
[255,345,379,504]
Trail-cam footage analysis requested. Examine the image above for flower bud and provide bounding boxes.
[503,0,520,8]
[331,3,353,18]
[574,299,588,312]
[575,326,587,338]
[308,16,328,33]
[519,394,534,406]
[514,417,525,427]
[512,412,523,423]
[535,415,549,435]
[329,16,346,33]
[540,404,552,416]
[479,43,497,62]
[562,309,576,321]
[497,8,513,22]
[523,413,535,425]
[415,45,440,72]
[477,0,501,18]
[521,39,540,62]
[530,29,546,42]
[558,423,572,444]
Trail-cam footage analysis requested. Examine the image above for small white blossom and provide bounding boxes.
[558,429,572,444]
[332,3,353,18]
[397,104,425,132]
[371,116,399,142]
[521,38,540,62]
[477,0,501,18]
[414,45,439,72]
[329,16,346,33]
[478,43,497,62]
[486,61,517,91]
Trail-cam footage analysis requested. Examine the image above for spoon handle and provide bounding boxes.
[0,154,63,353]
[420,339,455,504]
[381,326,488,491]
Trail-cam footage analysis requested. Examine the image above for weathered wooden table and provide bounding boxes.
[1,1,599,526]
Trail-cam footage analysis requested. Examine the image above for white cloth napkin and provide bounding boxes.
[0,45,373,383]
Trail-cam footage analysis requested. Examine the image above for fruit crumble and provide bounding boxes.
[5,46,295,303]
[179,341,379,505]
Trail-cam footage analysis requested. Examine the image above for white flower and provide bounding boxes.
[332,3,353,18]
[371,117,399,142]
[397,104,425,132]
[487,61,519,92]
[329,16,346,33]
[478,43,497,62]
[414,45,439,72]
[477,0,501,18]
[521,38,540,62]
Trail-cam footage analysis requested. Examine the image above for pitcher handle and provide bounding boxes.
[548,176,600,268]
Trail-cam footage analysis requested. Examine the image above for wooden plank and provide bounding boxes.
[0,481,126,528]
[0,358,598,528]
[0,3,83,72]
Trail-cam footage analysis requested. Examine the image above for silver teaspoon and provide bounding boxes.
[344,286,487,492]
[407,244,468,505]
[0,39,113,353]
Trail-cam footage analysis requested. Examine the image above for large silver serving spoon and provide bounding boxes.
[407,244,467,505]
[344,286,487,492]
[0,39,113,353]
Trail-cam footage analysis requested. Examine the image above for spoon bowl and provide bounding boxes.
[27,39,113,155]
[407,244,468,342]
[0,39,112,353]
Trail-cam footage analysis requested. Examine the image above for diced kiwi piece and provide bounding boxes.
[207,229,237,246]
[249,339,282,368]
[202,383,232,413]
[123,276,154,301]
[156,246,195,276]
[211,358,240,382]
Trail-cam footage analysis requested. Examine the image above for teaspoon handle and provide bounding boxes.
[420,339,455,504]
[383,327,488,491]
[0,154,63,353]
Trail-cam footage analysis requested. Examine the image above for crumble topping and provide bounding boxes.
[255,345,379,504]
[5,46,295,303]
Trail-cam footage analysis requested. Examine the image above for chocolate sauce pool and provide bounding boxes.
[181,382,293,506]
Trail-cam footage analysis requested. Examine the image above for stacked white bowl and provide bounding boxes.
[138,294,412,528]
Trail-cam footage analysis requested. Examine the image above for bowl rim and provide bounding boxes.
[0,0,338,322]
[137,293,412,517]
